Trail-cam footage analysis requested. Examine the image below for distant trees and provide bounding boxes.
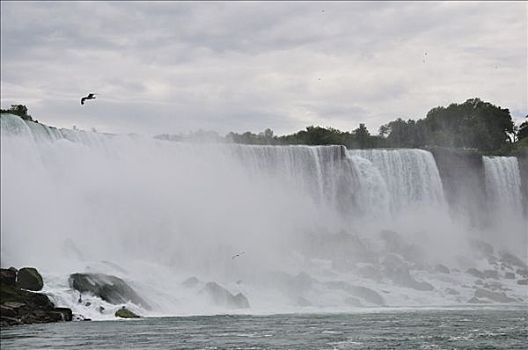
[518,116,528,141]
[378,98,516,152]
[5,99,524,155]
[194,98,522,154]
[0,104,33,121]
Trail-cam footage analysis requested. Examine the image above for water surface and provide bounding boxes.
[1,308,527,349]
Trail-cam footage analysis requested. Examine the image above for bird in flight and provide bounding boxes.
[232,252,245,260]
[81,93,97,105]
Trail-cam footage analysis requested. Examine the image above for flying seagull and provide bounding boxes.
[232,252,245,260]
[81,93,96,105]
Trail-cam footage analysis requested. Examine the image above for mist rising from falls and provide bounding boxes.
[1,114,527,316]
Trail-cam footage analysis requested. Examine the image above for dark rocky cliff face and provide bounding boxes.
[430,148,488,228]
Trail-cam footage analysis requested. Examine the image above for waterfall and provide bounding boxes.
[483,156,523,218]
[348,149,446,213]
[3,113,527,314]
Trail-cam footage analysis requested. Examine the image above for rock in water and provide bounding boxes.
[1,281,72,326]
[434,264,450,274]
[382,255,434,291]
[201,282,250,309]
[69,273,150,309]
[115,307,141,318]
[471,288,517,303]
[466,268,485,279]
[16,267,43,291]
[52,307,73,321]
[182,277,200,288]
[324,281,385,306]
[0,268,17,286]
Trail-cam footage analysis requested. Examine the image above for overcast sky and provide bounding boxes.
[1,1,526,136]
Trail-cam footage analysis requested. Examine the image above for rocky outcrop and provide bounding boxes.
[434,264,450,274]
[499,251,528,270]
[1,267,72,327]
[380,230,424,265]
[1,268,17,286]
[16,267,44,291]
[466,268,485,279]
[469,288,517,303]
[182,277,200,288]
[69,273,150,309]
[325,281,385,306]
[382,254,434,291]
[201,282,250,309]
[115,307,140,318]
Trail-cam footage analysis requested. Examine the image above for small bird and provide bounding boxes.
[81,93,96,105]
[232,252,245,260]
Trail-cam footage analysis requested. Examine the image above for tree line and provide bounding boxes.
[3,99,527,155]
[0,104,34,122]
[223,98,527,155]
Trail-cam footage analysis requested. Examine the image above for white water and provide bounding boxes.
[349,149,446,213]
[1,114,526,318]
[483,156,523,217]
[482,156,526,250]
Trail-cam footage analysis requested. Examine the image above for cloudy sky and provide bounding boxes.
[1,1,526,136]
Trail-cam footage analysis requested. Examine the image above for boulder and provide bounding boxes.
[201,282,250,309]
[357,264,383,281]
[69,273,150,309]
[296,296,312,307]
[499,252,528,269]
[504,272,515,279]
[445,288,459,295]
[434,264,450,274]
[473,288,516,303]
[382,254,434,291]
[466,268,485,279]
[325,281,385,306]
[469,240,494,257]
[0,268,17,286]
[343,297,363,307]
[16,267,43,291]
[115,307,140,318]
[182,277,200,288]
[0,282,72,326]
[467,296,490,304]
[482,270,499,279]
[517,269,528,278]
[0,304,18,317]
[349,285,385,305]
[380,230,424,264]
[52,307,73,321]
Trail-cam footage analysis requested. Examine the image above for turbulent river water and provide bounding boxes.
[1,114,527,320]
[1,308,527,349]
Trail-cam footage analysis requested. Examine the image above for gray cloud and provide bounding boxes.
[1,1,526,135]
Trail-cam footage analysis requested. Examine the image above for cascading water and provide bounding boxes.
[1,114,527,318]
[482,156,526,253]
[483,156,523,217]
[349,149,446,213]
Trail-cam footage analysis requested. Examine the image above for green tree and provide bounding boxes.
[353,123,371,149]
[0,104,33,121]
[518,116,528,141]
